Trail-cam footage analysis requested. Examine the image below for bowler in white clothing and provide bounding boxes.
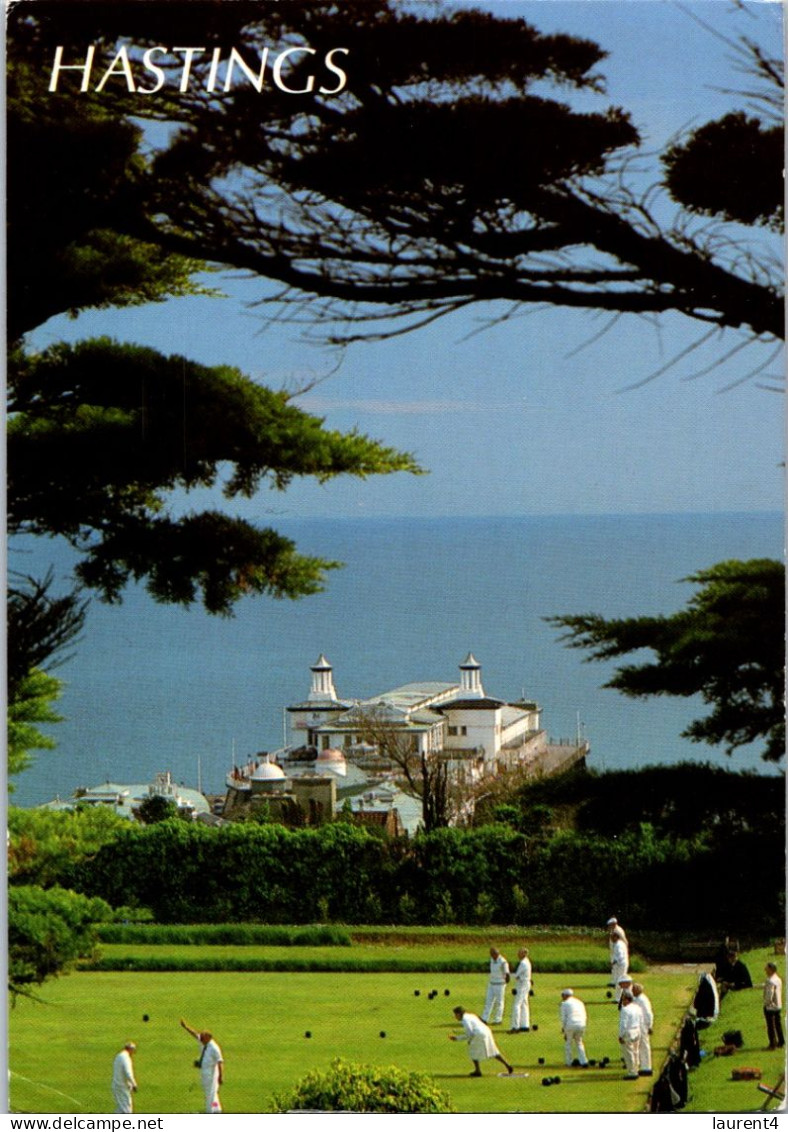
[631,982,654,1075]
[618,991,642,1079]
[111,1042,137,1114]
[610,933,629,1001]
[559,989,589,1067]
[450,1007,513,1076]
[482,947,510,1025]
[510,947,532,1032]
[181,1018,224,1112]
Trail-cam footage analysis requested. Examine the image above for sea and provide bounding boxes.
[9,511,784,808]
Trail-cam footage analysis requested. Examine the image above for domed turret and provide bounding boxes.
[249,754,289,793]
[315,747,347,776]
[308,654,339,702]
[459,652,484,698]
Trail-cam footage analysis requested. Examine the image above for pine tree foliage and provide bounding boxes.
[547,559,785,762]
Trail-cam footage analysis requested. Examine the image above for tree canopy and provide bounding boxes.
[547,559,785,763]
[8,0,782,354]
[9,337,421,612]
[352,706,453,832]
[6,573,89,786]
[7,51,423,612]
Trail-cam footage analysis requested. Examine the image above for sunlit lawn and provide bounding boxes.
[10,965,692,1114]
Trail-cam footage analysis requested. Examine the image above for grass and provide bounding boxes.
[10,966,692,1114]
[9,935,780,1114]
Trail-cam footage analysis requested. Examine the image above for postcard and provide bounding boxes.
[6,0,784,1122]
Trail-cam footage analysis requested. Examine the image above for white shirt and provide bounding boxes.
[611,939,629,967]
[560,996,587,1029]
[488,954,510,984]
[633,992,654,1031]
[764,972,783,1011]
[455,1012,499,1060]
[112,1050,136,1092]
[514,957,532,988]
[197,1037,223,1080]
[619,1002,642,1040]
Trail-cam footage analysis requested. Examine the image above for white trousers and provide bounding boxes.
[511,986,531,1030]
[639,1030,652,1071]
[563,1026,588,1066]
[482,982,506,1024]
[611,962,628,1000]
[621,1033,641,1077]
[202,1071,222,1113]
[112,1086,133,1114]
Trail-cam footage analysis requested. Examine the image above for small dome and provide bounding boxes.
[316,747,346,763]
[251,757,286,781]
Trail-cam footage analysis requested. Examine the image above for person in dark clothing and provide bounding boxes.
[715,950,753,991]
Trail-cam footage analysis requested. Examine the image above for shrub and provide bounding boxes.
[8,805,128,887]
[271,1057,456,1113]
[9,885,112,999]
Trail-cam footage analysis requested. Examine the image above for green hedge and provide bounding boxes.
[51,817,785,933]
[82,953,642,974]
[96,923,351,946]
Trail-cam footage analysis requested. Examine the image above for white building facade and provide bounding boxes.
[287,653,545,776]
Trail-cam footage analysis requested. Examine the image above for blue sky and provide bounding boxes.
[28,0,784,519]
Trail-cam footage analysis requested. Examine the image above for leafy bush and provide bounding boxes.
[9,885,112,999]
[507,763,785,842]
[8,805,128,887]
[271,1057,456,1113]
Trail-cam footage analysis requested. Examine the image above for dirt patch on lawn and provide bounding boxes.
[648,962,711,976]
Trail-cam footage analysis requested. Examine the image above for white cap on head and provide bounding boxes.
[606,917,618,926]
[125,1042,137,1052]
[561,988,573,997]
[618,976,632,985]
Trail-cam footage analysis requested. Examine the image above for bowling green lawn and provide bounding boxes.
[8,945,783,1114]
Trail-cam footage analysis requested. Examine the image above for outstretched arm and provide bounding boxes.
[180,1018,199,1040]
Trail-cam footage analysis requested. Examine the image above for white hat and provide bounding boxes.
[618,975,632,984]
[606,917,618,925]
[561,988,573,997]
